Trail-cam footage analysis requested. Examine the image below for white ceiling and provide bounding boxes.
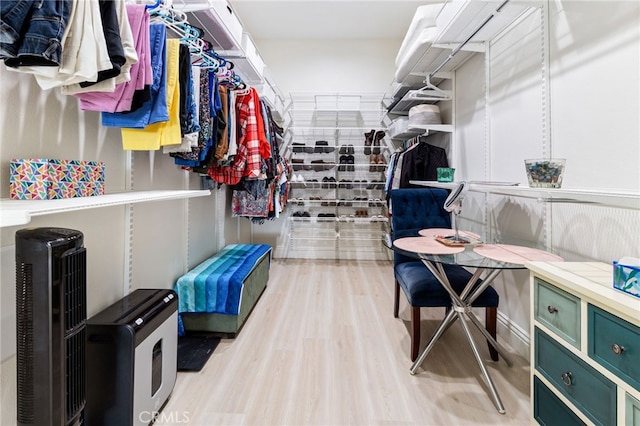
[230,0,440,41]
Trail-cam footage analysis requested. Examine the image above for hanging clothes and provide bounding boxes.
[225,90,238,159]
[5,0,113,90]
[64,0,138,96]
[190,76,226,173]
[101,22,167,129]
[75,4,151,113]
[207,87,266,185]
[120,37,181,150]
[213,84,229,160]
[398,142,448,186]
[232,179,269,218]
[163,47,201,154]
[391,142,419,190]
[1,0,72,67]
[172,70,217,166]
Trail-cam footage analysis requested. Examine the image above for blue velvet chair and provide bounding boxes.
[390,188,499,361]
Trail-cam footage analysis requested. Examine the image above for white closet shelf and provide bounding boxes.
[391,124,453,140]
[435,1,534,47]
[391,1,538,108]
[411,181,640,210]
[0,190,211,227]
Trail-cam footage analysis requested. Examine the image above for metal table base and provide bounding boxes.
[409,260,513,414]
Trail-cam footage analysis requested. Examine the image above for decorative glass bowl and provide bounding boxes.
[524,159,566,188]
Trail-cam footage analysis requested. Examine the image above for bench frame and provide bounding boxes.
[181,248,271,336]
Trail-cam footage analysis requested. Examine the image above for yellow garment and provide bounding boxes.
[121,38,181,150]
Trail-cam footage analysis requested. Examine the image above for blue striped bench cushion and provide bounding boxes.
[175,244,272,318]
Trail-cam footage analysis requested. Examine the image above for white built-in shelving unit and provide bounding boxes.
[388,0,537,115]
[279,93,392,260]
[412,181,640,211]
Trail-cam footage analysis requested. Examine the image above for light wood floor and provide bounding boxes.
[158,259,531,426]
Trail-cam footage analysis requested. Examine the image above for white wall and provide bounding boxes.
[257,39,399,95]
[0,63,223,424]
[454,1,640,357]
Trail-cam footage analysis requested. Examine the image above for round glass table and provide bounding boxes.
[393,230,563,414]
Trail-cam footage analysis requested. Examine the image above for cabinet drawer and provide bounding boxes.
[533,376,585,426]
[588,304,640,392]
[534,277,581,348]
[535,327,616,426]
[628,393,640,426]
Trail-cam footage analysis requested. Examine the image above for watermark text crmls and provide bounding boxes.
[138,410,191,424]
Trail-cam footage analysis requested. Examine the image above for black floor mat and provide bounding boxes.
[177,335,221,372]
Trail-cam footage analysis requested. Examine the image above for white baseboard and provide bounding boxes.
[497,311,530,361]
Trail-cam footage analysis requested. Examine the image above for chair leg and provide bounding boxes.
[411,306,421,361]
[486,307,498,361]
[393,279,400,318]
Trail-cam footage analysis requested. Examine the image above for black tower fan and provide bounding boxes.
[15,228,87,426]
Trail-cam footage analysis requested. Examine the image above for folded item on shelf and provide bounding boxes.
[389,117,410,139]
[395,26,441,83]
[395,4,444,67]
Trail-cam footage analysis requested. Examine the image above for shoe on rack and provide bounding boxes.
[373,130,385,155]
[364,130,375,155]
[369,154,385,172]
[315,140,329,153]
[310,159,331,171]
[369,154,378,172]
[338,155,347,172]
[339,179,351,189]
[347,144,355,155]
[346,155,355,172]
[367,180,382,189]
[291,157,304,171]
[339,145,347,154]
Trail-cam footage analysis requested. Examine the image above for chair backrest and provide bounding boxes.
[390,188,451,265]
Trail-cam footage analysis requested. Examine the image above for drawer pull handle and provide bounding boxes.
[561,371,573,387]
[547,305,558,314]
[611,344,626,355]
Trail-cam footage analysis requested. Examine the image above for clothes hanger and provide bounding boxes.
[145,0,162,10]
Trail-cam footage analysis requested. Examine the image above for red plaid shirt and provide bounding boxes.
[208,88,265,185]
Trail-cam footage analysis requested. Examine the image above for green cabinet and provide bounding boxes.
[535,277,581,348]
[528,262,640,426]
[533,376,585,426]
[628,393,640,426]
[535,327,616,425]
[588,304,640,392]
